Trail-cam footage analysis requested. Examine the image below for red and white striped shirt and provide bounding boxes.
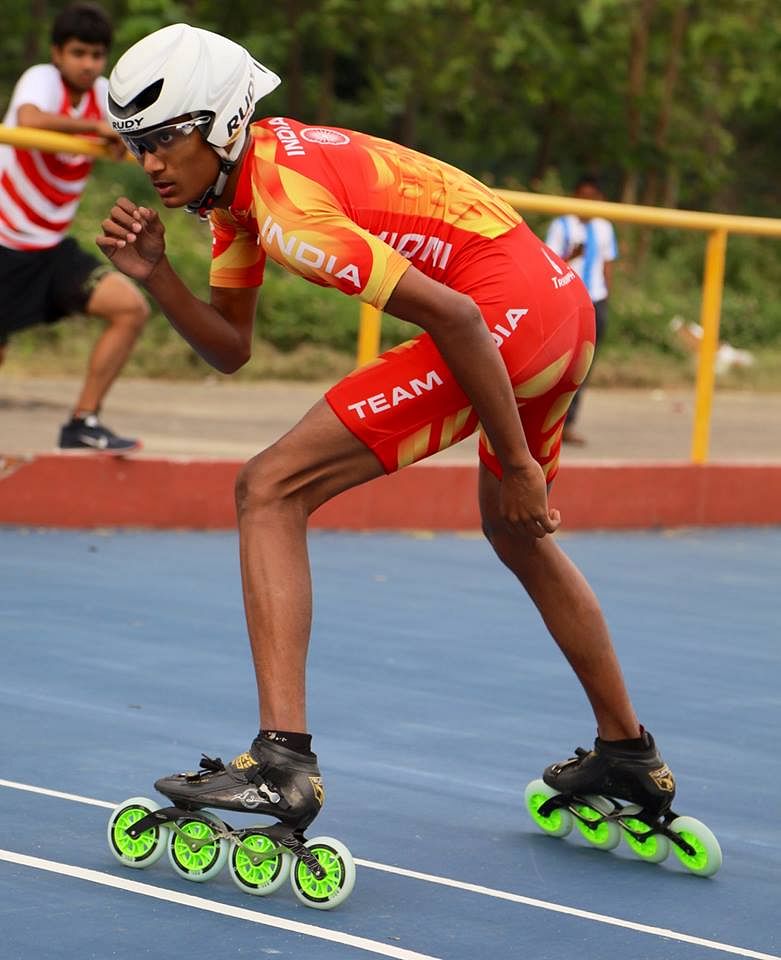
[0,64,108,251]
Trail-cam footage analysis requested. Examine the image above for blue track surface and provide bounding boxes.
[1,527,779,960]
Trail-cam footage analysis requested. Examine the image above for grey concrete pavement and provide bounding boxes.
[0,374,779,463]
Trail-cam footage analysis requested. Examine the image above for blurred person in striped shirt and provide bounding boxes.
[0,2,147,452]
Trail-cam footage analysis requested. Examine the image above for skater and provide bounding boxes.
[99,25,675,856]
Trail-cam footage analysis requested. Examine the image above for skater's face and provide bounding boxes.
[130,116,221,209]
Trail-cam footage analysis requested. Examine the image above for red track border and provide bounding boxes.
[1,454,780,530]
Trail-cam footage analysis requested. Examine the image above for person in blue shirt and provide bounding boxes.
[545,175,618,445]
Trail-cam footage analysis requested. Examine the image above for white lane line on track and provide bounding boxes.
[2,778,778,960]
[356,859,780,960]
[0,779,115,808]
[0,849,442,960]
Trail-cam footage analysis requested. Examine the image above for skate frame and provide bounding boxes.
[537,794,698,858]
[125,806,327,879]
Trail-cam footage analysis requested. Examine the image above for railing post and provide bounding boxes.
[356,303,382,367]
[690,228,728,464]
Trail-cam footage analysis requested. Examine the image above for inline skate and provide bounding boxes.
[524,729,722,877]
[107,737,356,909]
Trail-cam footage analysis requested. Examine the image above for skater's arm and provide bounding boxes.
[96,198,257,373]
[146,260,258,373]
[384,266,558,538]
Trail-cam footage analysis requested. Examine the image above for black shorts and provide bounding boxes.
[0,237,111,345]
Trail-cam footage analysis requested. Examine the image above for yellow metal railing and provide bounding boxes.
[0,123,114,159]
[5,124,779,463]
[360,191,781,464]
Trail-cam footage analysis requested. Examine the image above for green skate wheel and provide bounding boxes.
[290,836,356,910]
[168,811,228,882]
[524,779,573,838]
[574,795,621,850]
[622,818,671,863]
[669,816,722,877]
[107,796,169,869]
[229,829,291,896]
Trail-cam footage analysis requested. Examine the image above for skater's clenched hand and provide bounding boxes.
[499,458,560,539]
[96,198,166,282]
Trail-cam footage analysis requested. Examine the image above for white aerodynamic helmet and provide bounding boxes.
[108,23,280,214]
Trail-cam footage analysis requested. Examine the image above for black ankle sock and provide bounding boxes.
[600,727,650,751]
[259,729,313,755]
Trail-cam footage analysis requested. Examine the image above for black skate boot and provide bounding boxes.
[109,737,359,904]
[526,730,722,876]
[154,737,325,831]
[543,728,675,816]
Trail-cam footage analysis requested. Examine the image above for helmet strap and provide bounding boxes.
[185,158,234,221]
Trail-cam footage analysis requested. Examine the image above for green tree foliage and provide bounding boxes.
[3,0,780,210]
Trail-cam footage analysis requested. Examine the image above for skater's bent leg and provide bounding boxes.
[478,464,640,740]
[235,399,384,733]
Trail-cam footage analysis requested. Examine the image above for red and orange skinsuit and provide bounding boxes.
[209,118,594,481]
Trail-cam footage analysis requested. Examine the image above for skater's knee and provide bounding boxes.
[480,473,538,570]
[480,512,499,545]
[236,450,279,517]
[235,447,306,521]
[482,516,543,574]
